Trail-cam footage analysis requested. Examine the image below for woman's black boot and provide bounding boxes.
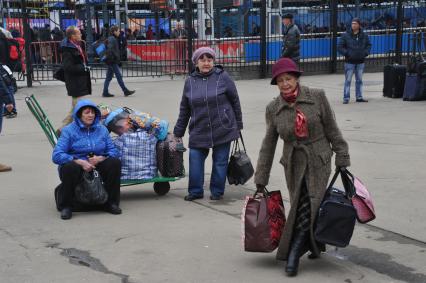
[285,231,309,276]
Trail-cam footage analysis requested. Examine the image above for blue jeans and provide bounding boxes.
[344,63,365,101]
[0,85,14,133]
[188,142,231,197]
[102,63,127,96]
[3,87,16,114]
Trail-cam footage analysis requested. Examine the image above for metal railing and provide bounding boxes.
[7,0,426,83]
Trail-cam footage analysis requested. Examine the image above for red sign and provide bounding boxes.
[127,42,175,61]
[127,40,244,64]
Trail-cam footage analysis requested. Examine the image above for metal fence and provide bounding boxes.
[3,0,426,84]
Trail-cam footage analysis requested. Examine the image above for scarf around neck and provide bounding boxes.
[281,86,309,138]
[70,40,86,65]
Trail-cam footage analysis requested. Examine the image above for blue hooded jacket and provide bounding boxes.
[52,100,118,165]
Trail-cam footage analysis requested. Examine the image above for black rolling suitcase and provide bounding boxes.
[383,64,406,98]
[314,170,357,248]
[403,73,426,101]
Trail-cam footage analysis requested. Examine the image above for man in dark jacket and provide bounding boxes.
[60,26,92,128]
[0,30,17,119]
[281,13,300,63]
[0,64,14,172]
[102,26,135,97]
[338,18,371,104]
[0,31,10,67]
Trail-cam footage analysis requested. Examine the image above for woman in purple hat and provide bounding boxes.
[173,47,243,201]
[254,58,350,276]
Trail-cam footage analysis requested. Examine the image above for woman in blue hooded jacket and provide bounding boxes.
[174,47,243,201]
[52,100,121,220]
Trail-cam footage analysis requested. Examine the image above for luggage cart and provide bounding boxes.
[25,94,183,196]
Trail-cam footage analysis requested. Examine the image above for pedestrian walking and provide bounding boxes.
[281,13,301,63]
[173,47,243,201]
[338,17,371,104]
[0,30,17,119]
[254,58,351,276]
[102,25,135,98]
[59,26,92,130]
[0,62,14,172]
[52,100,122,220]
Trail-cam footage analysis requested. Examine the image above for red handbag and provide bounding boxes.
[242,188,286,252]
[342,169,376,224]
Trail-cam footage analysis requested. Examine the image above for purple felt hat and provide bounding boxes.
[270,58,303,85]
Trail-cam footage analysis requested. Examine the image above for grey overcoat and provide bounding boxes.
[254,85,350,260]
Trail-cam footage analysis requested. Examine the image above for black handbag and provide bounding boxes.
[314,169,356,247]
[227,133,254,185]
[75,170,108,205]
[53,66,65,82]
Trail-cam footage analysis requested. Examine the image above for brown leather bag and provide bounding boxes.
[242,188,286,252]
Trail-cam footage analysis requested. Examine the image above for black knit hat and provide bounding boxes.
[283,13,293,20]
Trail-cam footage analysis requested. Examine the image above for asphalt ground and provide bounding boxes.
[0,72,425,282]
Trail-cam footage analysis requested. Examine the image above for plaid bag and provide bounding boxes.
[114,130,158,180]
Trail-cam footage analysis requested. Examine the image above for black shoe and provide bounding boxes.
[343,100,349,104]
[124,90,135,96]
[356,98,368,102]
[105,203,122,215]
[308,252,319,260]
[55,128,62,138]
[184,194,203,201]
[102,93,115,98]
[6,112,17,118]
[285,231,309,277]
[210,195,222,200]
[60,207,72,220]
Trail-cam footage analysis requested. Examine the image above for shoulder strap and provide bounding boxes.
[327,169,340,189]
[239,132,247,152]
[328,168,356,197]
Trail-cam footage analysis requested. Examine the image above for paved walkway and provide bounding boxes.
[0,73,425,282]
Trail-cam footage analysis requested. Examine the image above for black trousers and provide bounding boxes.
[58,158,122,209]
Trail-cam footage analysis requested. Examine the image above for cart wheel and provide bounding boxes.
[154,182,170,196]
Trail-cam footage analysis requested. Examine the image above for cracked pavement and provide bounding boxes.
[0,73,425,282]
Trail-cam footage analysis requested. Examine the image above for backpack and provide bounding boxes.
[7,39,22,72]
[92,39,108,62]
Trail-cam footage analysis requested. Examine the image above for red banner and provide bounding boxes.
[127,40,244,63]
[127,42,175,61]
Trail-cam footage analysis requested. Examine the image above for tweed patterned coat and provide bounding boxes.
[254,85,350,261]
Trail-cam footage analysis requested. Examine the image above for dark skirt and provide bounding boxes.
[295,179,311,232]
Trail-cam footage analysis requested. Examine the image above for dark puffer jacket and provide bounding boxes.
[174,66,243,149]
[338,29,372,64]
[105,35,121,65]
[60,39,91,97]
